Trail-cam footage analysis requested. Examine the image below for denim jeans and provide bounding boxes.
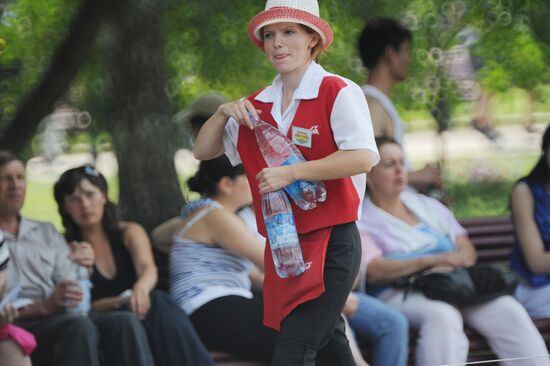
[348,292,409,366]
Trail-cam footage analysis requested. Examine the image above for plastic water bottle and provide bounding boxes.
[262,190,305,278]
[66,265,92,316]
[251,114,326,210]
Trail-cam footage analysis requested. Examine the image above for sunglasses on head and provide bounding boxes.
[82,165,99,177]
[59,165,100,182]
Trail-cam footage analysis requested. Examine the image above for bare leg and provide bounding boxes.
[472,90,499,141]
[0,339,32,366]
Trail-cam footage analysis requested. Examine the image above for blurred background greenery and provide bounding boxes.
[1,0,550,230]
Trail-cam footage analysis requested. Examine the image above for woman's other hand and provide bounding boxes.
[129,283,151,320]
[217,99,261,130]
[431,251,466,269]
[409,163,442,192]
[69,241,95,268]
[92,296,126,312]
[256,165,296,193]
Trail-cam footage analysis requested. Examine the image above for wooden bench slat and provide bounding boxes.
[459,216,512,227]
[153,215,550,365]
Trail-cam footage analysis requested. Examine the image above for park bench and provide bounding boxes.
[153,215,550,365]
[394,215,550,364]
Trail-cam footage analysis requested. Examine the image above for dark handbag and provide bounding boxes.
[465,264,519,305]
[393,264,519,307]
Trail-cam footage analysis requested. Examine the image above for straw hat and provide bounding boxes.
[248,0,333,51]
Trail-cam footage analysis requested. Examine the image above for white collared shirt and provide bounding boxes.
[4,217,78,302]
[223,61,380,167]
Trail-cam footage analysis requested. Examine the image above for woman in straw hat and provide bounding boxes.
[195,1,379,364]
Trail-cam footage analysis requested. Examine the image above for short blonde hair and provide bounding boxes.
[299,24,325,60]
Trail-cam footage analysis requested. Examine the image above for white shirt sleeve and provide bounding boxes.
[222,118,242,166]
[330,80,380,165]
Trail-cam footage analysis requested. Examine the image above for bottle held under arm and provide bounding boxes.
[262,190,305,278]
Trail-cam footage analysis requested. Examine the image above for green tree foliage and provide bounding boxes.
[2,0,549,148]
[0,0,79,123]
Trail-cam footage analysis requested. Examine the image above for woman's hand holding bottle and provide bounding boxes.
[217,99,262,130]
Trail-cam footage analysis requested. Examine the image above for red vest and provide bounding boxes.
[237,76,360,238]
[236,76,361,330]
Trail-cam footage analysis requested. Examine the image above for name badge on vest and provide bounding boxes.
[292,126,313,148]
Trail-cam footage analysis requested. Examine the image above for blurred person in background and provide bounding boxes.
[358,17,442,194]
[153,155,276,362]
[174,93,229,149]
[54,165,214,366]
[359,137,549,366]
[510,125,550,318]
[0,151,99,366]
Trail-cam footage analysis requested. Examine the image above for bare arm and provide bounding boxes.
[366,96,394,138]
[124,223,158,291]
[454,234,477,267]
[257,149,375,194]
[365,242,475,285]
[511,182,550,274]
[207,209,265,270]
[122,222,158,319]
[408,164,442,191]
[18,280,82,319]
[151,217,181,254]
[366,256,435,284]
[194,99,261,161]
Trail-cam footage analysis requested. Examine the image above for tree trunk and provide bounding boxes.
[0,0,109,153]
[106,0,183,232]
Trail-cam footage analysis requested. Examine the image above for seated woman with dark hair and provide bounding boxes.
[511,125,550,318]
[53,165,213,366]
[152,155,277,362]
[359,137,549,366]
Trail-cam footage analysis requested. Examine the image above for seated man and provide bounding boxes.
[0,151,99,366]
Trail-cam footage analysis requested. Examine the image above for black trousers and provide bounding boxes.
[272,222,362,366]
[93,289,214,366]
[139,290,214,366]
[18,290,214,366]
[16,313,100,366]
[191,295,278,362]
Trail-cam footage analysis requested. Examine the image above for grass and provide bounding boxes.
[21,175,196,231]
[441,152,538,219]
[21,150,539,231]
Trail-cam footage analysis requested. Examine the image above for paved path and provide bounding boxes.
[405,123,545,164]
[25,123,547,182]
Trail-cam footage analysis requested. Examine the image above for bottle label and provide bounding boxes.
[281,156,311,201]
[264,213,299,250]
[66,279,92,316]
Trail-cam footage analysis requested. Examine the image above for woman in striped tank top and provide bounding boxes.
[153,155,278,362]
